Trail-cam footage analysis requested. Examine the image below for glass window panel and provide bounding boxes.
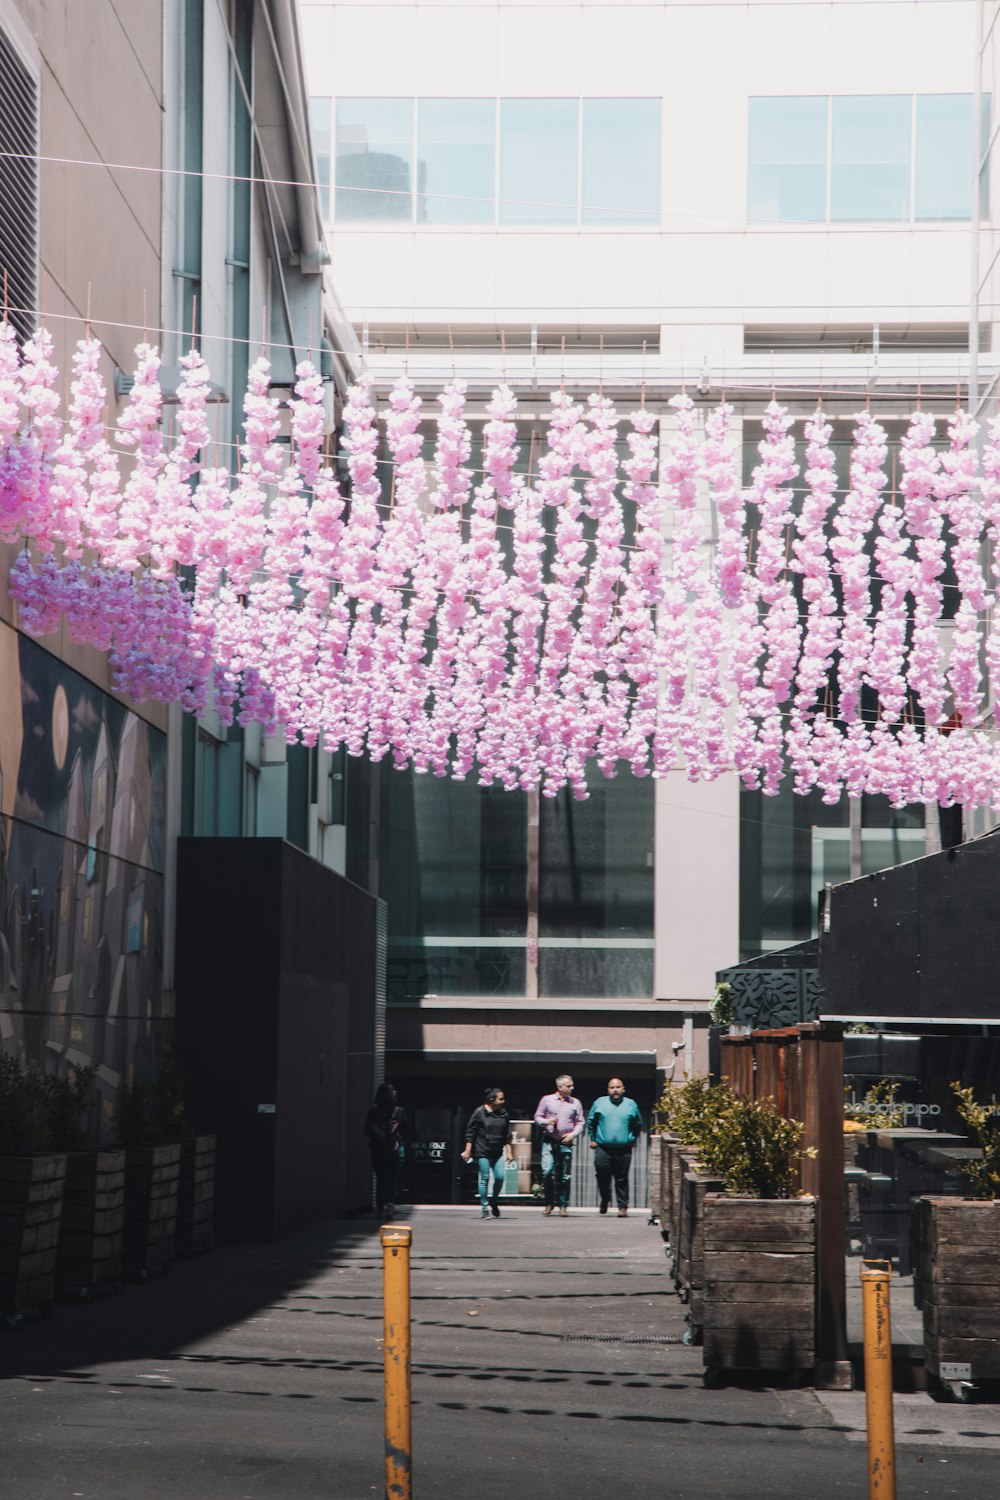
[916,94,975,220]
[336,98,413,222]
[831,96,911,221]
[379,768,528,1000]
[310,96,332,223]
[538,947,653,1000]
[417,99,495,224]
[582,98,660,225]
[539,779,654,939]
[747,97,827,222]
[500,98,577,225]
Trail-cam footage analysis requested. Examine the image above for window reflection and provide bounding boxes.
[748,93,978,224]
[831,95,911,221]
[336,98,413,221]
[500,98,578,225]
[538,774,654,998]
[739,783,925,960]
[748,96,827,223]
[309,96,332,223]
[379,768,528,1000]
[916,94,975,220]
[582,98,660,225]
[417,99,495,224]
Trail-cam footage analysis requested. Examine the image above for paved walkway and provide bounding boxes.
[0,1205,997,1498]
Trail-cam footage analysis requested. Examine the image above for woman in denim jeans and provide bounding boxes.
[461,1088,514,1218]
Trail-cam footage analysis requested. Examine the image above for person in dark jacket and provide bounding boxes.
[461,1087,514,1219]
[364,1082,409,1220]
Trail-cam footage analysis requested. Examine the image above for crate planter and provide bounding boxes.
[123,1143,181,1280]
[915,1197,1000,1397]
[55,1149,126,1299]
[669,1147,700,1266]
[0,1153,67,1324]
[702,1195,816,1379]
[175,1135,215,1257]
[677,1169,725,1339]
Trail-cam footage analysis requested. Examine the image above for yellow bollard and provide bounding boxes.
[860,1259,896,1500]
[380,1224,412,1500]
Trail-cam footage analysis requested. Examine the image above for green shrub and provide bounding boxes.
[695,1095,809,1199]
[0,1057,95,1154]
[951,1082,1000,1200]
[113,1044,190,1148]
[654,1075,735,1148]
[710,982,734,1028]
[0,1056,46,1155]
[113,1079,159,1147]
[38,1066,96,1152]
[844,1078,906,1129]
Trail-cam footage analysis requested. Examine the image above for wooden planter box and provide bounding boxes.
[669,1147,700,1259]
[654,1133,678,1243]
[56,1149,126,1298]
[175,1135,215,1257]
[915,1197,1000,1390]
[0,1153,67,1322]
[676,1169,725,1332]
[648,1133,663,1221]
[703,1195,816,1376]
[123,1143,181,1280]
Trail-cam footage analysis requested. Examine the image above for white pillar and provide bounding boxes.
[654,772,740,1001]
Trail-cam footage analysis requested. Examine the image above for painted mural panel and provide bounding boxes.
[0,622,166,1138]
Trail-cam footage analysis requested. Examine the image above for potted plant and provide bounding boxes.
[114,1045,215,1278]
[0,1056,69,1324]
[653,1077,732,1328]
[915,1083,1000,1399]
[44,1066,129,1300]
[115,1072,183,1281]
[698,1096,817,1380]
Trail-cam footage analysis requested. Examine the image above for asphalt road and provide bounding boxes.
[0,1204,997,1499]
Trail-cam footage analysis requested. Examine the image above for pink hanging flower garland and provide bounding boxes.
[938,408,984,727]
[424,382,474,777]
[534,392,588,796]
[617,406,663,776]
[786,406,839,796]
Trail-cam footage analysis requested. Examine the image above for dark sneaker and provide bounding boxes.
[598,1200,609,1215]
[491,1202,500,1218]
[481,1207,490,1219]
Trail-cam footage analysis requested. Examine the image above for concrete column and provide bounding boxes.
[654,772,740,1001]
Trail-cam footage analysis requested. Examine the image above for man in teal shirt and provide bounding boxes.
[587,1078,643,1217]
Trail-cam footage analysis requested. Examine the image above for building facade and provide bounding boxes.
[300,0,989,1166]
[0,0,168,1137]
[0,1,375,1153]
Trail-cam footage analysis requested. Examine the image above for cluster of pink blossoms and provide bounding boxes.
[8,333,1000,806]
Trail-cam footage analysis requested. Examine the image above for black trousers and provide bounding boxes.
[593,1144,633,1209]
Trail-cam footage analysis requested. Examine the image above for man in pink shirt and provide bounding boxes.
[533,1073,585,1216]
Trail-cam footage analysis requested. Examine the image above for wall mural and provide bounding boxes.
[0,620,166,1138]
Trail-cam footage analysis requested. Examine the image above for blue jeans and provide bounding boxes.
[541,1141,573,1209]
[477,1155,506,1210]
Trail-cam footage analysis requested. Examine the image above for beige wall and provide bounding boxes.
[388,1004,710,1077]
[2,0,165,729]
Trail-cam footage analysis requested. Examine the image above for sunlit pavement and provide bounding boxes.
[0,1204,996,1498]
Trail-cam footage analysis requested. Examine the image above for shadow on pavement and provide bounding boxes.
[0,1216,383,1382]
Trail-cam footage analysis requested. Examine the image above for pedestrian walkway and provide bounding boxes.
[0,1206,996,1498]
